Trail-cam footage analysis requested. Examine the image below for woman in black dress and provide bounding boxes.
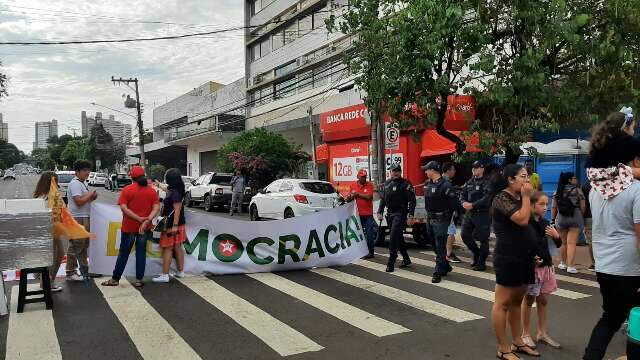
[490,164,539,359]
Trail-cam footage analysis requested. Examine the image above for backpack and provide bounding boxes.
[557,187,577,216]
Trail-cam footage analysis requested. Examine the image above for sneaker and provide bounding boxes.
[472,264,487,272]
[174,271,185,278]
[567,267,578,274]
[385,264,394,273]
[399,259,412,268]
[431,273,442,283]
[588,264,595,272]
[448,253,462,263]
[362,253,375,260]
[66,274,84,282]
[50,284,63,292]
[558,262,567,270]
[152,274,170,283]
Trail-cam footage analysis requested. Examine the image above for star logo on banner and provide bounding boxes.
[220,240,236,255]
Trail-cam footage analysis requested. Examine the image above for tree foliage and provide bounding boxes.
[218,128,310,189]
[0,60,7,99]
[330,0,640,163]
[0,140,25,169]
[61,138,89,168]
[148,164,167,182]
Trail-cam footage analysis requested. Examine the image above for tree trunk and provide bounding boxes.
[435,95,466,154]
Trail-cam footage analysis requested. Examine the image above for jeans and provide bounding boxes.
[112,232,147,281]
[360,216,378,255]
[387,213,410,264]
[461,211,491,266]
[583,272,640,360]
[429,222,451,275]
[230,192,243,214]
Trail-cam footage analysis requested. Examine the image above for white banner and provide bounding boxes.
[89,202,367,277]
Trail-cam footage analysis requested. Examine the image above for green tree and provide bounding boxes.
[0,140,25,169]
[218,128,310,189]
[29,148,50,169]
[148,164,167,182]
[330,0,640,163]
[87,124,117,171]
[0,60,7,99]
[47,134,74,167]
[61,138,89,168]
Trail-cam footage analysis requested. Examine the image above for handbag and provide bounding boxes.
[152,206,174,233]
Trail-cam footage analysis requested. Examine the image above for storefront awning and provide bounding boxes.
[420,130,481,157]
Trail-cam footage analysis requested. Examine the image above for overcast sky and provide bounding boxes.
[0,0,245,153]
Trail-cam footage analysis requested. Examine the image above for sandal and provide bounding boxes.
[101,279,119,287]
[497,351,520,360]
[521,335,536,349]
[537,334,561,349]
[511,344,540,357]
[133,281,144,288]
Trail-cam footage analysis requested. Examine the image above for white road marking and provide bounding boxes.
[95,279,202,360]
[6,285,62,360]
[248,272,410,337]
[177,276,323,357]
[310,268,483,323]
[381,253,590,300]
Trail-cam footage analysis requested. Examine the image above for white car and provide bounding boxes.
[249,179,338,221]
[55,171,76,203]
[88,172,97,185]
[91,173,108,186]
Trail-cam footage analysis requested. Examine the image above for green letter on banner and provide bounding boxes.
[212,233,244,262]
[351,215,365,242]
[183,229,209,261]
[303,230,326,260]
[345,217,361,246]
[278,234,301,264]
[323,224,339,254]
[247,237,275,265]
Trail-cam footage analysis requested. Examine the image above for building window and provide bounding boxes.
[284,22,297,45]
[275,77,296,99]
[250,43,260,61]
[272,30,284,51]
[261,86,273,105]
[313,62,331,88]
[275,61,296,77]
[260,38,271,57]
[298,71,313,93]
[299,15,313,37]
[313,4,329,29]
[251,0,275,16]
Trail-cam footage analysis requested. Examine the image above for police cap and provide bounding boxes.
[472,160,485,169]
[390,163,402,172]
[421,161,441,172]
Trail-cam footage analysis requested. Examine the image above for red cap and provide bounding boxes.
[357,169,368,178]
[129,166,145,179]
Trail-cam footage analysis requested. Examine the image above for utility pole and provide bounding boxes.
[111,76,145,170]
[67,127,80,138]
[308,106,318,180]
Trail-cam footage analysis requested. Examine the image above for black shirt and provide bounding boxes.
[460,176,491,211]
[492,191,535,260]
[377,177,416,216]
[163,189,186,226]
[424,177,459,218]
[528,217,561,267]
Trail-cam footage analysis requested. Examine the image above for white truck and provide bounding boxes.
[185,172,251,212]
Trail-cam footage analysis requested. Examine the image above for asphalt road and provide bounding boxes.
[0,175,628,360]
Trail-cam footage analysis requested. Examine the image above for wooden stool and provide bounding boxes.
[17,267,53,313]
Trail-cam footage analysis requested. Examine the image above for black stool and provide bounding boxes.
[17,267,53,313]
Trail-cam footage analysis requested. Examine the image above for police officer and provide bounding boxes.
[377,164,416,273]
[423,161,459,283]
[460,160,492,271]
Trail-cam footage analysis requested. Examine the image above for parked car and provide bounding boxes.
[182,176,195,192]
[88,172,97,185]
[185,172,251,212]
[55,171,76,203]
[90,172,108,186]
[3,170,16,180]
[105,173,132,191]
[249,179,338,221]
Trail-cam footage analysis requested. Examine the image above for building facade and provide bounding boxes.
[81,111,97,137]
[33,119,58,150]
[82,111,132,145]
[0,114,8,142]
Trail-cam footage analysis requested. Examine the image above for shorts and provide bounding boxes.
[159,224,187,248]
[447,223,457,236]
[527,266,558,296]
[556,208,584,229]
[494,254,535,287]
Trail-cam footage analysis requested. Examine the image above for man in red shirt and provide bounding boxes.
[101,166,160,288]
[348,169,377,259]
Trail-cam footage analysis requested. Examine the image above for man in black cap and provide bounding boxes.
[460,160,492,271]
[377,163,416,272]
[423,160,460,283]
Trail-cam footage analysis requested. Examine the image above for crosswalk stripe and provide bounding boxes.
[177,276,324,357]
[356,260,496,302]
[6,285,62,360]
[248,272,410,337]
[380,253,590,300]
[427,253,600,288]
[94,279,202,360]
[310,268,483,323]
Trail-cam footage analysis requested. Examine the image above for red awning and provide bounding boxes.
[420,130,481,157]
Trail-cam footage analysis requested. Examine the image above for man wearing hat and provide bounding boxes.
[423,161,460,283]
[377,164,416,272]
[348,169,377,258]
[460,160,492,271]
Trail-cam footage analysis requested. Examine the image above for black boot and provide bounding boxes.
[386,263,394,273]
[399,258,412,268]
[363,253,375,259]
[472,263,487,271]
[431,273,442,283]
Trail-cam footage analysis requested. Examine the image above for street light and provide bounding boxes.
[90,102,137,120]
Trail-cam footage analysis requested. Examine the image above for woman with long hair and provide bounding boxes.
[551,172,585,274]
[490,164,539,359]
[152,168,186,283]
[33,171,64,292]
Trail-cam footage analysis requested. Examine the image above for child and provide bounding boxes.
[521,191,563,350]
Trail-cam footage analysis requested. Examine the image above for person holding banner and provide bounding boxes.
[152,168,187,283]
[33,171,93,292]
[102,166,160,288]
[347,169,377,259]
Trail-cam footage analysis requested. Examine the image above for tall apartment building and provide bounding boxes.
[81,111,97,137]
[244,0,360,167]
[33,119,58,150]
[0,113,8,142]
[82,111,131,145]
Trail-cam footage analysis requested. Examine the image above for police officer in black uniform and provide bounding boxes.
[423,161,459,283]
[377,164,416,273]
[460,160,492,271]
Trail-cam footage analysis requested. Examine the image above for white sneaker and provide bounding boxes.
[567,267,578,274]
[152,274,170,283]
[50,284,63,292]
[558,263,567,270]
[66,274,84,282]
[174,271,185,278]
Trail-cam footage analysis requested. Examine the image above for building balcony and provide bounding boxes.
[164,114,245,143]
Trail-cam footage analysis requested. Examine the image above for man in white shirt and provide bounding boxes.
[66,159,97,281]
